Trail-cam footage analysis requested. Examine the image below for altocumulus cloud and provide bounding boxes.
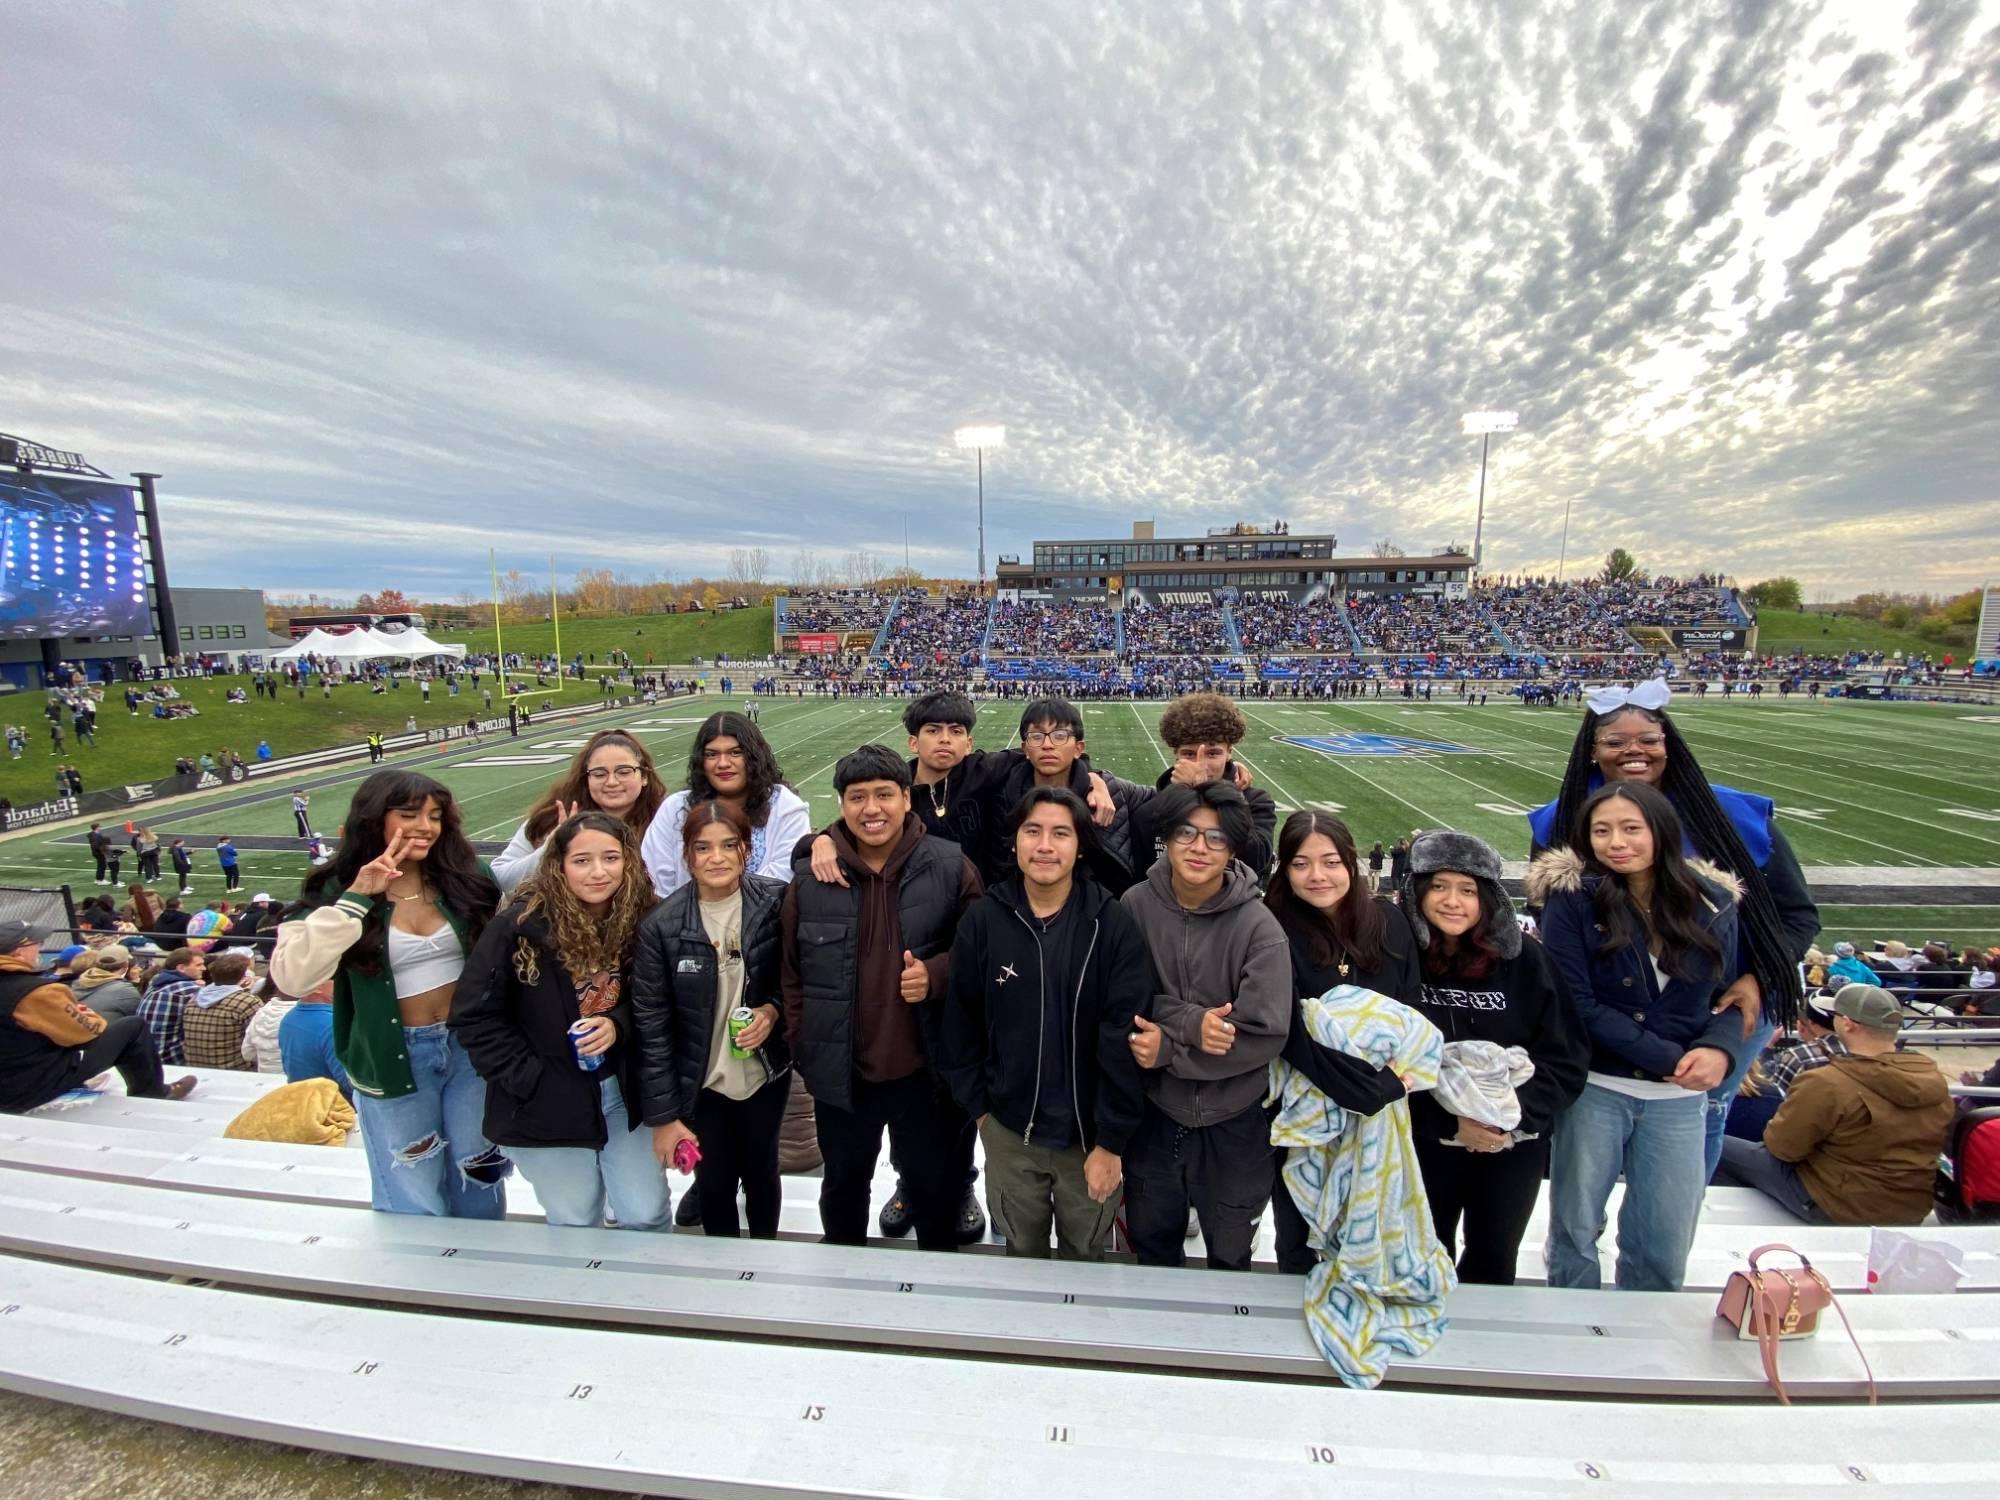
[2,0,1996,597]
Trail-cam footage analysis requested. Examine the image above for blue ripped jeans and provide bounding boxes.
[1706,1016,1778,1182]
[354,1024,510,1219]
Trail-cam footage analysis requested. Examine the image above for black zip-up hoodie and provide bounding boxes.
[938,876,1154,1155]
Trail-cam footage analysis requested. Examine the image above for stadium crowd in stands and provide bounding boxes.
[1120,601,1231,655]
[782,590,891,632]
[988,601,1118,656]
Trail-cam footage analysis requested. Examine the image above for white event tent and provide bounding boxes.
[270,627,466,664]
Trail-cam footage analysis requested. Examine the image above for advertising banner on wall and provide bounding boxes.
[1669,627,1750,649]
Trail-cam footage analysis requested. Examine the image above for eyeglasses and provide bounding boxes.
[1169,823,1231,852]
[702,748,747,763]
[585,764,643,783]
[1024,729,1076,747]
[1597,734,1666,753]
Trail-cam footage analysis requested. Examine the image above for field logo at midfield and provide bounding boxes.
[1278,733,1484,758]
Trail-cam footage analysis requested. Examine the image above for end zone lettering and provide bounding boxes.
[1280,732,1486,758]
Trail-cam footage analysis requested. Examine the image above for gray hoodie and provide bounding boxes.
[1119,860,1292,1128]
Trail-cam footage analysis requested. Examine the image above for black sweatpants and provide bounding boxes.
[890,1110,978,1196]
[690,1078,788,1239]
[1122,1099,1274,1271]
[815,1072,963,1252]
[1411,1129,1549,1286]
[1270,1149,1317,1274]
[36,1015,169,1110]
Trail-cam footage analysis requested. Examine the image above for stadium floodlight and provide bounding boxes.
[953,425,1007,590]
[1460,412,1518,573]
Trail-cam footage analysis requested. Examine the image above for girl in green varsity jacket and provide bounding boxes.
[273,769,506,1217]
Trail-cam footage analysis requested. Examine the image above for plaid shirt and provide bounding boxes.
[137,979,201,1066]
[182,988,264,1071]
[1764,1034,1848,1094]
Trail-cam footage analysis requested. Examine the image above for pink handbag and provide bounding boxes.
[1715,1244,1876,1405]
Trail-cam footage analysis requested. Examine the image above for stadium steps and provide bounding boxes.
[869,604,896,655]
[980,595,997,657]
[1477,601,1518,654]
[1220,602,1245,654]
[1114,608,1126,654]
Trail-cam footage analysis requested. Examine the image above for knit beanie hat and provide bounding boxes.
[1397,830,1523,960]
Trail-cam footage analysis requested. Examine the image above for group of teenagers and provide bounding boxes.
[261,677,1828,1293]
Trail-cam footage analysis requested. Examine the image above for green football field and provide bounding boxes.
[5,695,1996,949]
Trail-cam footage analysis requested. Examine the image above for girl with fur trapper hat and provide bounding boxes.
[1396,830,1588,1286]
[1530,782,1752,1294]
[1525,679,1817,1181]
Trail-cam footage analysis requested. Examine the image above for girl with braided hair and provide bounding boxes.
[1526,681,1818,1180]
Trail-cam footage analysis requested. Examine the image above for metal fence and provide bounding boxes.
[0,883,76,941]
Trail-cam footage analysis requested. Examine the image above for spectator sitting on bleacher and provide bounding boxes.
[70,946,144,1024]
[1825,942,1878,990]
[181,952,264,1071]
[1967,949,1997,992]
[1913,943,1960,991]
[1760,989,1847,1095]
[241,983,297,1074]
[276,980,350,1102]
[1715,985,1953,1224]
[0,919,196,1113]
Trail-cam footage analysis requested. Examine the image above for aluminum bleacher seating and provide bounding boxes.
[6,1256,1987,1499]
[7,1066,1997,1492]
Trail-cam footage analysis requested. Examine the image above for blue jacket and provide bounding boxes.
[1527,848,1751,1082]
[1826,955,1880,991]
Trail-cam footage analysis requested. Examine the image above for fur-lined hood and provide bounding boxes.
[1525,847,1744,908]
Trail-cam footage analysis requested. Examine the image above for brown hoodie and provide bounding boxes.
[1764,1052,1954,1225]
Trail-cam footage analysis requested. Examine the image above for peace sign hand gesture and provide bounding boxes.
[539,801,581,845]
[349,832,410,896]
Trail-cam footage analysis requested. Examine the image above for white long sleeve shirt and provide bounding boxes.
[639,785,812,896]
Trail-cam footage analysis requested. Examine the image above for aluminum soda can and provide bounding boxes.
[569,1019,604,1072]
[727,1006,756,1059]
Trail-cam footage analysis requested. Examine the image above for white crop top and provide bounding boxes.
[388,922,466,998]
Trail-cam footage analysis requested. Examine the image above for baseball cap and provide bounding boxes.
[1833,984,1902,1031]
[56,942,87,967]
[251,892,273,903]
[1832,942,1857,957]
[1803,989,1839,1026]
[0,920,49,953]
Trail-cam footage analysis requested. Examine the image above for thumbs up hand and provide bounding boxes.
[1199,1002,1237,1055]
[899,949,929,1004]
[1128,1014,1164,1069]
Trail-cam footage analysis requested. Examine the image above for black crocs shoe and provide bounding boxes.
[956,1188,987,1245]
[878,1183,913,1238]
[675,1191,703,1228]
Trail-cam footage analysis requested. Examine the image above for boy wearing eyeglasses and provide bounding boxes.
[1118,780,1290,1268]
[1114,693,1277,885]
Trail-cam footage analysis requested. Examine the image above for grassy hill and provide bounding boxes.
[436,606,776,662]
[1751,608,1957,660]
[0,673,631,807]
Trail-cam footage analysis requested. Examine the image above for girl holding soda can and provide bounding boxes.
[632,799,792,1238]
[452,811,671,1231]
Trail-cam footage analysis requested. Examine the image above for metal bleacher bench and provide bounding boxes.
[6,1259,1991,1500]
[13,1074,2000,1295]
[0,1164,1972,1401]
[6,1072,2000,1493]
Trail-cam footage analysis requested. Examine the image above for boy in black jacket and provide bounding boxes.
[939,788,1153,1260]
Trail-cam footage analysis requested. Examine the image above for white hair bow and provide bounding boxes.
[1587,678,1672,716]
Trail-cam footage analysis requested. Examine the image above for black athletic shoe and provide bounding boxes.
[878,1183,913,1238]
[675,1191,703,1228]
[956,1188,987,1245]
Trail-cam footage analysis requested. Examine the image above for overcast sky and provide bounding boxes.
[5,0,1997,602]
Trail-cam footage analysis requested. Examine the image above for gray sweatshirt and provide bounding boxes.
[1119,860,1291,1128]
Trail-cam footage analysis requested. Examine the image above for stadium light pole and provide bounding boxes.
[1460,411,1517,577]
[954,425,1005,593]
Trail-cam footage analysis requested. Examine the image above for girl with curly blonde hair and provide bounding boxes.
[451,811,670,1231]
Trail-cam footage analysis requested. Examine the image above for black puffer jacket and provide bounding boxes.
[450,903,644,1150]
[629,874,791,1128]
